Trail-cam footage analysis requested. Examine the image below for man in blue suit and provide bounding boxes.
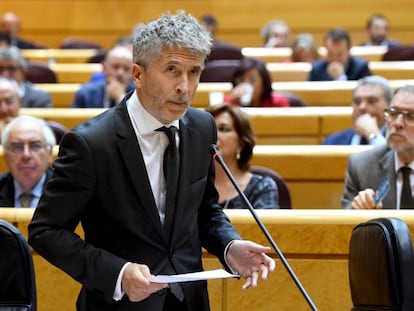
[71,46,134,108]
[308,28,372,81]
[324,75,393,145]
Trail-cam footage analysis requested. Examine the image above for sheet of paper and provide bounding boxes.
[151,269,239,283]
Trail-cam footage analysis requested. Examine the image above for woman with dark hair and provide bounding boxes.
[224,57,291,107]
[206,103,280,209]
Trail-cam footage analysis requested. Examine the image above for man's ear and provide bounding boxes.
[132,63,144,85]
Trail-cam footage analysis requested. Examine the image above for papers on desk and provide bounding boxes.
[151,269,239,283]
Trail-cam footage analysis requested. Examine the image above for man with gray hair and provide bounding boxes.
[261,20,290,48]
[0,46,51,107]
[324,75,393,145]
[29,11,275,311]
[0,115,55,208]
[342,85,414,209]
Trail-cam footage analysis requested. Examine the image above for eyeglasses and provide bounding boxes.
[384,108,414,124]
[0,65,20,73]
[6,141,49,155]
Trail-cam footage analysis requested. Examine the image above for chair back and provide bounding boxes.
[200,59,241,83]
[250,165,291,209]
[59,38,102,49]
[382,46,414,61]
[349,217,414,311]
[207,40,243,61]
[0,220,36,311]
[25,62,57,84]
[46,121,68,144]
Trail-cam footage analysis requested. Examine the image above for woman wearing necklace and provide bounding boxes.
[206,103,280,209]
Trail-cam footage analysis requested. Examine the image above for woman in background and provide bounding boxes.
[224,57,302,107]
[206,103,280,209]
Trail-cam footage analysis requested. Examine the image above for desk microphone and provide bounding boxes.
[210,144,318,311]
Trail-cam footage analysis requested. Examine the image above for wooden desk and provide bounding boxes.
[22,49,99,64]
[251,145,373,209]
[242,46,388,63]
[50,63,102,83]
[5,208,414,311]
[267,61,414,82]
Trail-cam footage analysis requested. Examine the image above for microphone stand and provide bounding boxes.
[210,145,318,311]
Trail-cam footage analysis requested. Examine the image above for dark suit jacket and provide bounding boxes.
[71,80,135,108]
[341,144,397,209]
[323,126,387,145]
[14,37,43,49]
[0,168,53,207]
[29,92,241,310]
[21,81,52,108]
[308,56,372,81]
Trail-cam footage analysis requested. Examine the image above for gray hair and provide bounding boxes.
[394,84,414,97]
[0,76,19,93]
[0,46,27,69]
[132,10,212,67]
[2,115,56,148]
[354,75,393,104]
[261,20,290,41]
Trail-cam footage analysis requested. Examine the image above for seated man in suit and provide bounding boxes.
[72,45,134,108]
[0,12,45,49]
[0,46,51,107]
[324,75,392,145]
[308,28,372,81]
[341,84,414,209]
[360,14,401,49]
[0,115,55,207]
[0,77,20,132]
[260,20,290,48]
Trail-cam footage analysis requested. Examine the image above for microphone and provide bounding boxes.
[210,144,318,311]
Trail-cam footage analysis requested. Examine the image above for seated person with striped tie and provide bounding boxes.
[0,115,55,207]
[342,84,414,209]
[71,45,134,108]
[324,75,392,145]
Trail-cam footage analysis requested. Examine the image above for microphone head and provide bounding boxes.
[209,144,221,156]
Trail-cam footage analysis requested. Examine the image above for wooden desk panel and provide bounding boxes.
[242,46,388,63]
[5,209,414,311]
[22,49,99,64]
[50,63,102,83]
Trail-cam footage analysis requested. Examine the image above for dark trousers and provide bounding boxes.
[162,289,188,311]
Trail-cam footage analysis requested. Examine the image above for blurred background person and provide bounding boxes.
[324,75,392,145]
[72,45,133,108]
[0,32,11,48]
[206,103,279,209]
[290,33,320,62]
[0,115,55,207]
[199,14,218,39]
[360,13,401,49]
[224,57,303,107]
[0,46,51,107]
[308,27,372,81]
[341,85,414,209]
[0,12,45,49]
[0,77,20,132]
[261,20,290,48]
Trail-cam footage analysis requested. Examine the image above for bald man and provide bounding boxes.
[0,12,43,49]
[72,46,134,108]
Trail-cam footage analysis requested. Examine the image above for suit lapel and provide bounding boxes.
[378,148,397,209]
[114,101,164,234]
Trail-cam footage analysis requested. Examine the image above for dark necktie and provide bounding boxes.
[19,192,34,208]
[156,126,180,234]
[360,137,368,145]
[400,166,413,209]
[156,126,184,303]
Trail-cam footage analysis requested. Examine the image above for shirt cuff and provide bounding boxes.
[369,134,386,145]
[113,262,131,301]
[224,240,239,274]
